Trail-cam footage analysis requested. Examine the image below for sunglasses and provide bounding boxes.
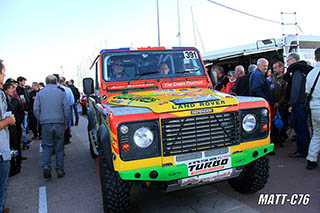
[114,63,123,66]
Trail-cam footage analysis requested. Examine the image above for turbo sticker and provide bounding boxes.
[187,155,231,176]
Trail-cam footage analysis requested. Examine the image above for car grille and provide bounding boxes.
[161,111,240,156]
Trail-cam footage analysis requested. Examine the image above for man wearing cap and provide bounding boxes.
[16,76,32,150]
[0,59,16,213]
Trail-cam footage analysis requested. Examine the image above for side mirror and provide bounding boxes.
[83,78,94,95]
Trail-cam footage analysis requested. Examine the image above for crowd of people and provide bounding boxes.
[212,48,320,171]
[0,58,80,212]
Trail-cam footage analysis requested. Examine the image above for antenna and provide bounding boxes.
[191,5,197,47]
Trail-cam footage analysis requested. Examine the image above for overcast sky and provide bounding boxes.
[1,0,320,86]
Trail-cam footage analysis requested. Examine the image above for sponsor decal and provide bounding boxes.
[153,89,175,93]
[181,169,232,186]
[191,108,214,115]
[112,94,158,103]
[102,94,108,100]
[159,101,169,105]
[235,158,245,164]
[107,83,156,90]
[172,103,196,110]
[164,89,203,97]
[109,99,123,104]
[168,171,182,177]
[171,95,219,105]
[162,80,206,89]
[171,100,226,110]
[220,121,229,128]
[187,155,231,176]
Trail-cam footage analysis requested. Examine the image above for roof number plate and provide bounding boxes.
[184,51,198,59]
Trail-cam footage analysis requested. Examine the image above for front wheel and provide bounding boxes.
[229,156,270,194]
[99,149,131,212]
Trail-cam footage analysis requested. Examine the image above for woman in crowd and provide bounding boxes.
[3,82,25,176]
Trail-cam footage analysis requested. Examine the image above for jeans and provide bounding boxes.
[0,159,10,212]
[292,104,311,156]
[71,103,79,125]
[307,109,320,162]
[23,113,28,143]
[41,124,65,170]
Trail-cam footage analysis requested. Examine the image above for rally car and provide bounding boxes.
[83,47,273,212]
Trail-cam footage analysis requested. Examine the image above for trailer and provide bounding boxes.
[202,35,320,73]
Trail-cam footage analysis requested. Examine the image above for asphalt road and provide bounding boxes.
[5,115,320,213]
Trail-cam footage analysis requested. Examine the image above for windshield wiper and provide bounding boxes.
[128,71,159,84]
[134,71,159,80]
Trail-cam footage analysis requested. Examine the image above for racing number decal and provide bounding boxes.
[184,51,198,59]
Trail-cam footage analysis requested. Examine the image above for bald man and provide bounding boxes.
[249,58,274,105]
[232,65,245,94]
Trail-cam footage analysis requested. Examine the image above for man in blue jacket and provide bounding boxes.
[249,58,274,106]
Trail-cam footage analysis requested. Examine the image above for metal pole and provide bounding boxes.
[156,0,161,46]
[195,22,205,52]
[191,5,197,47]
[177,0,181,46]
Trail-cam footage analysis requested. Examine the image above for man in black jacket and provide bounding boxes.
[284,53,313,158]
[16,76,31,149]
[68,80,80,126]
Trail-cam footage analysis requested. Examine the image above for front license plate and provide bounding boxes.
[181,168,233,186]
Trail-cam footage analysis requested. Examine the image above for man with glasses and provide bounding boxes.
[110,59,128,79]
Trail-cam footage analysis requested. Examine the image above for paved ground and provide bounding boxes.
[5,115,320,213]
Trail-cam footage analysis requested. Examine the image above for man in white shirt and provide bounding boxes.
[305,47,320,170]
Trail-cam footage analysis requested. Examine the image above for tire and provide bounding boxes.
[82,106,87,115]
[229,156,270,194]
[99,148,131,213]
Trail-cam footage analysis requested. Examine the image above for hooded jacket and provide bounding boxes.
[284,60,313,107]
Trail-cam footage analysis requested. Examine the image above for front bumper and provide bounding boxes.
[118,143,274,181]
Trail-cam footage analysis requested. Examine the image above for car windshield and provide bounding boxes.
[102,50,205,81]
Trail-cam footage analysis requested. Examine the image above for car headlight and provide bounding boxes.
[134,127,154,148]
[242,114,257,132]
